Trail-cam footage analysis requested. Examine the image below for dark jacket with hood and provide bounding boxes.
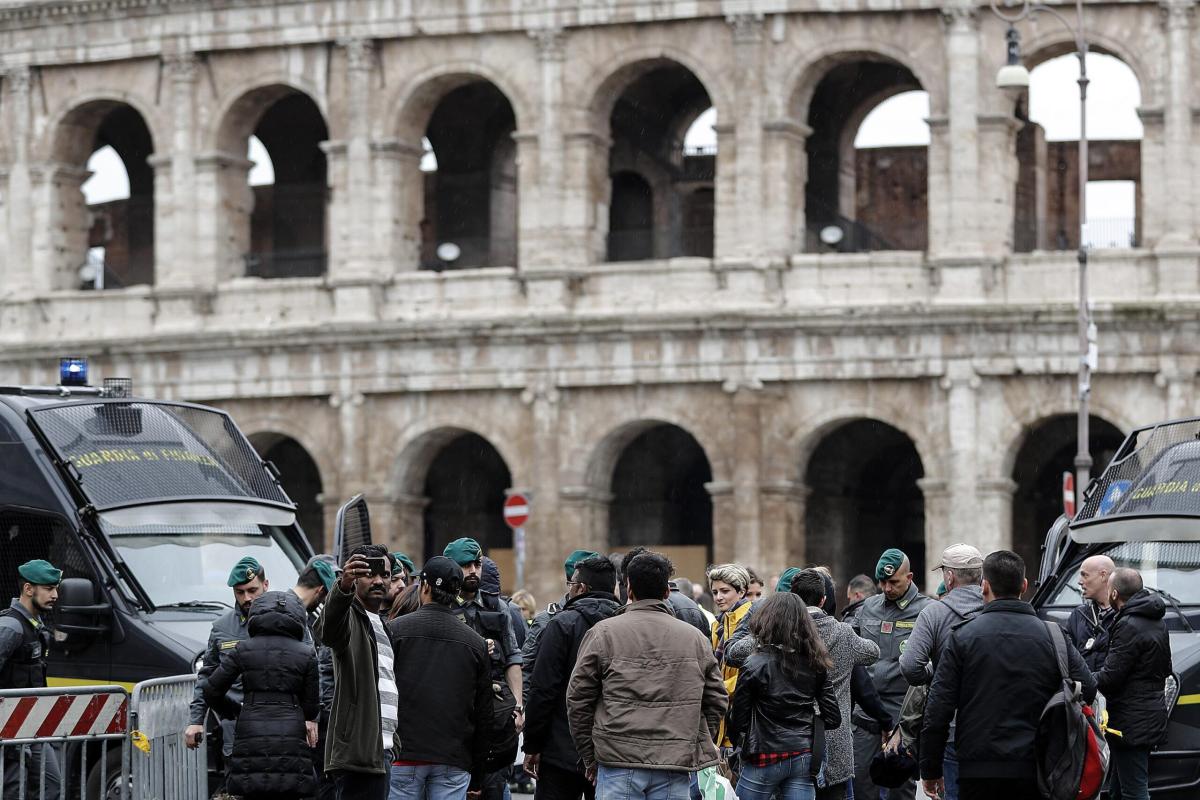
[203,591,320,799]
[1094,590,1173,748]
[1064,599,1115,672]
[899,584,985,686]
[728,647,841,757]
[483,556,527,648]
[920,599,1096,781]
[523,591,622,771]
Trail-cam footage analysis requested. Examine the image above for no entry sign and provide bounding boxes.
[504,493,530,529]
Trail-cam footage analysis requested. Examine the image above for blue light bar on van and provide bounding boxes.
[59,358,89,386]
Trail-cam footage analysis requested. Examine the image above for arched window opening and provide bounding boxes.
[1014,53,1142,251]
[423,433,513,566]
[420,82,517,271]
[247,135,275,187]
[244,93,328,279]
[1010,415,1124,572]
[58,104,155,290]
[609,423,713,581]
[250,433,325,553]
[805,61,927,253]
[606,64,714,262]
[805,420,926,597]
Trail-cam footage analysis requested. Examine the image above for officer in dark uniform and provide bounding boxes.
[0,559,63,799]
[444,538,523,800]
[184,556,269,760]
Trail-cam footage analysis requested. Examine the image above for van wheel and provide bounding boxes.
[84,746,128,800]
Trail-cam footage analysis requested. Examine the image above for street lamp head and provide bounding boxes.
[996,24,1031,90]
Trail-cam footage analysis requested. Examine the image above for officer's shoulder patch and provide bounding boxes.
[220,639,240,650]
[895,620,915,629]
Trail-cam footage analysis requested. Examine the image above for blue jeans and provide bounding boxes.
[1108,745,1151,800]
[736,754,815,800]
[596,766,690,800]
[943,741,959,800]
[389,763,471,800]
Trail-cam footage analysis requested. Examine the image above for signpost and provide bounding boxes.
[504,492,530,590]
[1063,471,1076,518]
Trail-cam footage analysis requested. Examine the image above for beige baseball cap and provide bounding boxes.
[932,543,984,571]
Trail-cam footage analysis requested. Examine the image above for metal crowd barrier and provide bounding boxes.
[128,675,205,800]
[0,683,130,800]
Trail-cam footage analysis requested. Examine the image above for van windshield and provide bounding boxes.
[102,520,305,607]
[1049,541,1200,607]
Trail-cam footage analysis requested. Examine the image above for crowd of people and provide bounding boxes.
[161,537,1182,800]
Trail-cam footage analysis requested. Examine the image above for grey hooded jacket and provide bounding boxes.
[898,585,984,686]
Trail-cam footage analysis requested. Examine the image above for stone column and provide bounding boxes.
[519,28,566,270]
[706,480,736,563]
[761,120,811,258]
[727,383,767,572]
[4,67,34,294]
[156,51,201,288]
[390,492,430,559]
[327,38,377,282]
[976,115,1022,257]
[522,379,564,606]
[1157,357,1199,418]
[918,478,951,581]
[372,138,424,270]
[722,13,767,261]
[193,152,254,285]
[942,361,981,539]
[558,486,612,556]
[29,162,91,293]
[977,478,1017,554]
[929,5,983,260]
[760,481,809,571]
[1158,0,1196,248]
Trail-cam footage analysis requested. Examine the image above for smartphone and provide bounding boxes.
[365,556,389,577]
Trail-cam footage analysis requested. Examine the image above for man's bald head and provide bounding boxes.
[1109,568,1143,609]
[1079,554,1117,605]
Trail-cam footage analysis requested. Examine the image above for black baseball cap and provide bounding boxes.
[420,556,464,593]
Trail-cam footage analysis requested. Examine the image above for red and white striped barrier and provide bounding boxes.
[0,690,128,740]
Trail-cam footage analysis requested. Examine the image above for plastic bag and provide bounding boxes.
[697,765,739,800]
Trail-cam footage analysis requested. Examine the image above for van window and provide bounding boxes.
[0,508,96,594]
[1050,541,1200,606]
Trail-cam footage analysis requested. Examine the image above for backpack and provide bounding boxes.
[1036,621,1110,800]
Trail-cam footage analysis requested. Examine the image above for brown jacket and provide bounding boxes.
[566,599,728,772]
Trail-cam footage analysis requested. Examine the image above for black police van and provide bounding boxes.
[0,364,314,793]
[1034,417,1200,797]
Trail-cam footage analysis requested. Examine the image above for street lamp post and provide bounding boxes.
[991,0,1094,510]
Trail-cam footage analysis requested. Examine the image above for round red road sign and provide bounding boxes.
[503,494,530,528]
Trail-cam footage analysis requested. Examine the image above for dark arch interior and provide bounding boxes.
[252,435,325,553]
[609,424,713,555]
[608,171,655,261]
[422,81,518,270]
[248,92,329,278]
[607,64,714,261]
[1011,414,1125,573]
[88,105,155,288]
[805,60,926,252]
[805,419,926,587]
[423,432,513,560]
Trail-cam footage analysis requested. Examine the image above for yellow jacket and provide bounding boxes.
[710,598,754,746]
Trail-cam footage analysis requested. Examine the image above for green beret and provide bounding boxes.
[18,560,62,586]
[443,538,483,566]
[875,548,907,582]
[564,549,601,580]
[392,552,415,577]
[310,559,337,592]
[227,556,264,587]
[775,567,802,593]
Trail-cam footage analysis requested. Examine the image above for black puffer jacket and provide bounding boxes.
[204,591,320,799]
[728,649,841,756]
[1094,590,1174,748]
[523,592,621,771]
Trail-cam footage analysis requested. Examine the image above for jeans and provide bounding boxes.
[595,766,690,800]
[942,741,959,800]
[1108,745,1151,800]
[736,755,815,800]
[389,763,471,800]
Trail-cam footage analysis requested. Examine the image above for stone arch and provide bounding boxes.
[211,83,330,279]
[1007,413,1126,572]
[786,407,941,489]
[803,417,929,586]
[42,96,158,290]
[581,45,733,132]
[209,76,331,154]
[784,43,946,122]
[387,62,532,145]
[391,421,522,500]
[248,431,326,552]
[238,415,338,494]
[995,399,1138,481]
[582,414,729,493]
[386,67,524,270]
[1021,35,1151,107]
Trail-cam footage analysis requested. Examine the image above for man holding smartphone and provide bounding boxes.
[316,544,398,800]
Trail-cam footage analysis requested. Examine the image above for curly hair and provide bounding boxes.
[749,592,832,676]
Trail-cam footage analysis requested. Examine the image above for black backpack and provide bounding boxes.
[1035,622,1109,800]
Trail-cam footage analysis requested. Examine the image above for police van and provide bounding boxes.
[1034,417,1200,797]
[0,361,314,793]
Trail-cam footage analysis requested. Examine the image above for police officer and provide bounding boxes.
[0,559,63,799]
[850,548,933,800]
[444,538,523,800]
[184,556,269,760]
